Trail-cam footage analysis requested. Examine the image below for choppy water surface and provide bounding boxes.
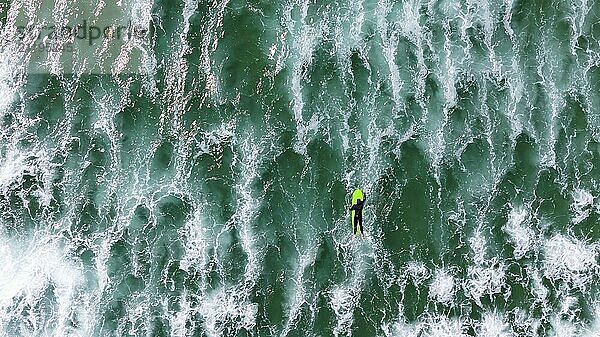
[1,0,600,336]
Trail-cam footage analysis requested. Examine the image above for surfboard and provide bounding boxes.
[351,188,364,236]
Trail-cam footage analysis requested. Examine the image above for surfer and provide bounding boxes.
[350,194,366,235]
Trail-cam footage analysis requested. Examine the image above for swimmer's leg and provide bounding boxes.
[357,217,363,235]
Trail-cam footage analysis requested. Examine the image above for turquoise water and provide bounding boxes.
[1,0,600,336]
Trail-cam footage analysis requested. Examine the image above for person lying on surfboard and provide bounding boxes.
[349,194,366,235]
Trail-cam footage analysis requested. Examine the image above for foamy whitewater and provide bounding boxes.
[1,0,600,336]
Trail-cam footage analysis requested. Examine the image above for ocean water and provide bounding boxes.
[1,0,600,336]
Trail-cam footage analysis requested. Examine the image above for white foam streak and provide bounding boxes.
[199,0,230,103]
[384,315,469,337]
[401,0,429,117]
[503,205,534,259]
[0,234,91,336]
[423,316,468,337]
[281,246,318,337]
[407,261,431,286]
[94,237,112,294]
[382,319,419,337]
[0,149,54,210]
[169,292,193,337]
[287,0,322,154]
[429,269,455,304]
[535,48,562,168]
[329,284,359,337]
[527,266,549,308]
[0,151,29,192]
[571,188,595,224]
[550,316,578,337]
[179,209,210,283]
[0,2,25,121]
[376,0,403,111]
[470,231,487,266]
[233,137,262,286]
[199,286,258,337]
[194,121,236,157]
[329,244,369,337]
[543,234,597,289]
[476,311,513,337]
[465,264,506,307]
[567,0,591,55]
[505,58,524,139]
[502,0,516,42]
